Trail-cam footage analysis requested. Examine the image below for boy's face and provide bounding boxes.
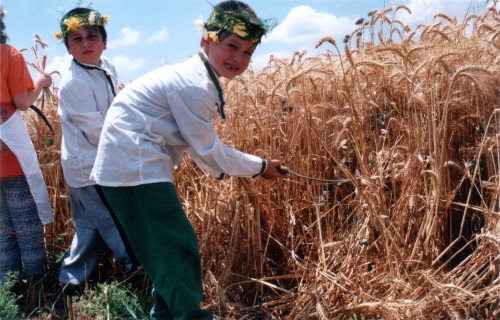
[201,33,256,79]
[66,25,106,66]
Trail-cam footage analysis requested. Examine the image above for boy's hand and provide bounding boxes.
[260,159,288,180]
[35,74,52,89]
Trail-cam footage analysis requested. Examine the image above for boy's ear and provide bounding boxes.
[201,37,210,51]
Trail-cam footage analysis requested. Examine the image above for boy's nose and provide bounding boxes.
[82,39,92,47]
[232,52,243,63]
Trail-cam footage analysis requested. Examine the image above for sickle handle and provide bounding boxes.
[277,165,289,175]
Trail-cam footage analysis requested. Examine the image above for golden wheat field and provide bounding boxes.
[15,2,500,320]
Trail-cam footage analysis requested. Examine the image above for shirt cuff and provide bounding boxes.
[216,173,226,180]
[252,159,267,178]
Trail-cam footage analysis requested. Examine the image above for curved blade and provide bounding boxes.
[278,166,350,184]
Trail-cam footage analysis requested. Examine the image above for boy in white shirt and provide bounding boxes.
[55,7,137,288]
[92,1,283,319]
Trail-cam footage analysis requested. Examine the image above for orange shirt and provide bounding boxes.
[0,44,35,178]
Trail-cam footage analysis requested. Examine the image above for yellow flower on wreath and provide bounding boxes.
[65,16,82,32]
[232,22,249,39]
[103,15,109,24]
[207,31,219,43]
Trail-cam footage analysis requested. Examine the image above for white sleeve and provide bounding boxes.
[168,86,264,178]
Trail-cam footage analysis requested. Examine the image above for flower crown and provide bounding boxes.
[194,5,277,44]
[54,10,109,41]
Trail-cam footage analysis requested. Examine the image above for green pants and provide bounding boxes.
[102,183,212,320]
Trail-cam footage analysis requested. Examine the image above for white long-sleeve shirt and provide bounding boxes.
[58,57,117,188]
[91,51,266,187]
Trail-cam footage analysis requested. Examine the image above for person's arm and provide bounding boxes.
[171,85,286,180]
[13,74,52,111]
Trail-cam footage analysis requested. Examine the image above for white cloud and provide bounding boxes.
[264,6,356,45]
[45,54,72,75]
[395,0,481,26]
[111,55,147,75]
[108,27,141,49]
[148,27,169,43]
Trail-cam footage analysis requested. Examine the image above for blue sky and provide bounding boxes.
[1,0,494,84]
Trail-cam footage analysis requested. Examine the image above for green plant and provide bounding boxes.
[0,272,23,319]
[72,281,151,319]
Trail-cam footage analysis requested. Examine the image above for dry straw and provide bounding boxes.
[22,1,500,318]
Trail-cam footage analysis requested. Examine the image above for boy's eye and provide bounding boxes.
[69,34,98,42]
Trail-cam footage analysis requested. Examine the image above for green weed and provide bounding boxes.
[0,271,23,319]
[72,281,151,319]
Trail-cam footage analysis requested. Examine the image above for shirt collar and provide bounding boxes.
[73,58,117,97]
[198,50,226,119]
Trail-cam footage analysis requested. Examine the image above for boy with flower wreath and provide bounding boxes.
[91,1,282,318]
[54,7,137,288]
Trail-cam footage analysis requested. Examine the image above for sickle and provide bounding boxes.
[29,105,54,146]
[277,166,350,184]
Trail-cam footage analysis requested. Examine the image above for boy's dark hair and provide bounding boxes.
[62,7,107,47]
[216,1,256,16]
[0,7,8,44]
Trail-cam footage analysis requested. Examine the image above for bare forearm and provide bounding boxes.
[13,74,52,110]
